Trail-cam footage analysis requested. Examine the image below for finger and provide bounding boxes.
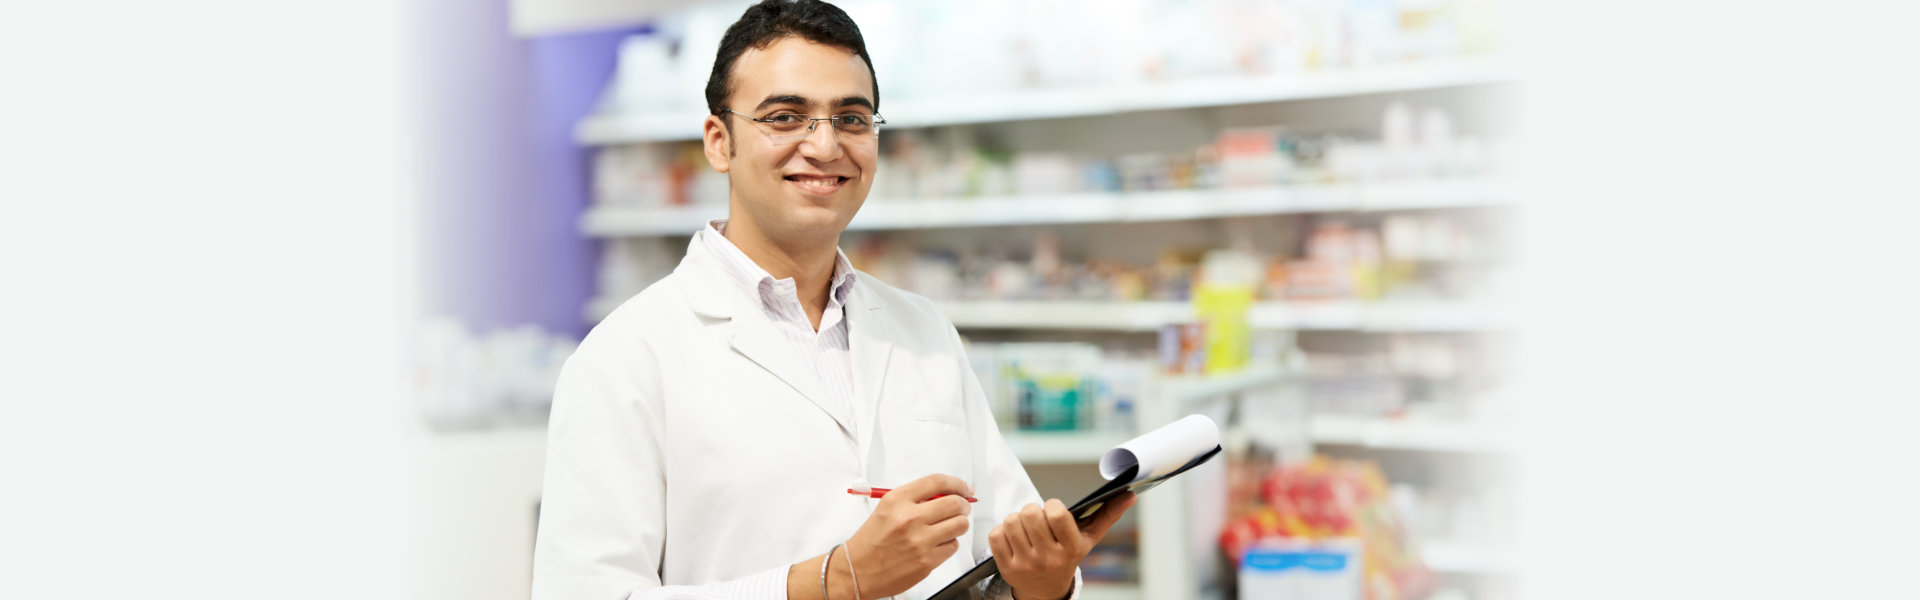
[892,473,975,503]
[1078,491,1138,542]
[1018,503,1052,547]
[928,512,970,542]
[914,493,973,524]
[987,522,1009,557]
[933,537,961,563]
[1002,511,1033,556]
[1042,498,1078,548]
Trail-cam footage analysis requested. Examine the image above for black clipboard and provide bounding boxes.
[927,444,1224,600]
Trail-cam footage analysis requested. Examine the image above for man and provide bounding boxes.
[530,2,1134,599]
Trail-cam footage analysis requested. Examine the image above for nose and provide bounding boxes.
[795,120,845,162]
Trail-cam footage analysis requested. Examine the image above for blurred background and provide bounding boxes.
[410,1,1516,599]
[5,1,1920,599]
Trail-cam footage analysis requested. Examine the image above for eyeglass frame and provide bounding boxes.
[714,107,887,141]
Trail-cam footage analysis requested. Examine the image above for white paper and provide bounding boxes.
[1098,414,1220,483]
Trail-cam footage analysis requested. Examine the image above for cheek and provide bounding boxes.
[851,148,880,177]
[749,144,790,172]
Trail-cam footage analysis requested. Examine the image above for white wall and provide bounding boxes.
[407,429,549,600]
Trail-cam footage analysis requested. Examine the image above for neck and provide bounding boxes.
[722,215,840,329]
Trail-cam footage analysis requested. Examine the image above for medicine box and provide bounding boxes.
[1237,538,1363,600]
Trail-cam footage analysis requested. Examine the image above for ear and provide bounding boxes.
[701,115,732,173]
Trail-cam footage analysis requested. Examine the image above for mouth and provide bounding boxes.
[784,174,850,196]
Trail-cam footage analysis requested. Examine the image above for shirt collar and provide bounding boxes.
[702,219,857,308]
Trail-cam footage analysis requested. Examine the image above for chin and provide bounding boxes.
[786,191,865,223]
[783,205,857,234]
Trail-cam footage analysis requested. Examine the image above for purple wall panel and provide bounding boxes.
[524,28,639,339]
[408,0,641,339]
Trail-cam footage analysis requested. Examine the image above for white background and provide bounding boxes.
[2,1,1917,599]
[1510,1,1920,598]
[0,1,409,597]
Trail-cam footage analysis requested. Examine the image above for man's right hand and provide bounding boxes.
[842,474,974,598]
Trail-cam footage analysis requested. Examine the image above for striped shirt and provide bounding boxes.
[701,219,859,437]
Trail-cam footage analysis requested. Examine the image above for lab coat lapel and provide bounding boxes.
[846,283,894,459]
[680,234,852,437]
[727,307,850,435]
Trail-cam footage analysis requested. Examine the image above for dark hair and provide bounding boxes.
[704,0,878,116]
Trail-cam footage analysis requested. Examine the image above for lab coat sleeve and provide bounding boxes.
[950,324,1085,600]
[531,333,789,600]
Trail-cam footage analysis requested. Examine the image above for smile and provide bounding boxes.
[784,174,849,195]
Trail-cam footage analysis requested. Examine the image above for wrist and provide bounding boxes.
[1009,579,1072,600]
[832,543,861,600]
[783,550,860,600]
[786,559,812,600]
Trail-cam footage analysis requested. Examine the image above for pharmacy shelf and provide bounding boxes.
[587,296,1508,331]
[577,56,1514,145]
[932,301,1191,332]
[1422,541,1517,575]
[1306,415,1513,454]
[1156,364,1292,404]
[1003,430,1138,465]
[1000,366,1288,464]
[934,300,1509,333]
[1077,583,1143,600]
[581,178,1515,237]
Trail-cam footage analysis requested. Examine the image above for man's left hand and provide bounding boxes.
[988,492,1137,600]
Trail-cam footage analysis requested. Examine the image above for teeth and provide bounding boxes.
[788,175,846,193]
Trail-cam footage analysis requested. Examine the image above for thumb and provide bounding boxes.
[1077,492,1137,542]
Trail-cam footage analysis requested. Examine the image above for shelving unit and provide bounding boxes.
[582,178,1517,237]
[940,300,1509,333]
[1306,414,1514,454]
[1078,582,1145,600]
[587,296,1510,332]
[576,55,1514,145]
[1002,430,1138,465]
[1128,364,1293,600]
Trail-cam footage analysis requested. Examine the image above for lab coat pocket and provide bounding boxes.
[902,416,973,482]
[912,407,966,428]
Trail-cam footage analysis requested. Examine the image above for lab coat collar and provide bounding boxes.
[677,233,849,435]
[845,280,894,462]
[678,233,737,320]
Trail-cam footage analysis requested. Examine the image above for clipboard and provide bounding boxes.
[928,415,1224,600]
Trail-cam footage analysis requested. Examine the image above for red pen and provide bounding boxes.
[846,485,977,503]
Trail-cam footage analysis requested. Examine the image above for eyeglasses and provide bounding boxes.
[716,108,886,144]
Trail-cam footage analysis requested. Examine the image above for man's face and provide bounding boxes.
[703,36,878,244]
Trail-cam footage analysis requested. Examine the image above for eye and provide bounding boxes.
[834,114,870,127]
[764,113,805,124]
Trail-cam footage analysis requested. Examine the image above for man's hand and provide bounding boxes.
[989,492,1137,600]
[841,474,976,598]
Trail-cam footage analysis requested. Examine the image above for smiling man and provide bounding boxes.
[530,2,1133,600]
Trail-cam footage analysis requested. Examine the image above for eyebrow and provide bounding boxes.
[753,93,877,112]
[835,96,875,111]
[753,94,809,111]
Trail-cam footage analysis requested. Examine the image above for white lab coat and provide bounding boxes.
[532,233,1079,600]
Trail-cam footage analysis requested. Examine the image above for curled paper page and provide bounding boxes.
[1100,414,1221,483]
[930,413,1225,600]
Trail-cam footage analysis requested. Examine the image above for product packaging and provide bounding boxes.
[1237,538,1364,600]
[1197,249,1260,374]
